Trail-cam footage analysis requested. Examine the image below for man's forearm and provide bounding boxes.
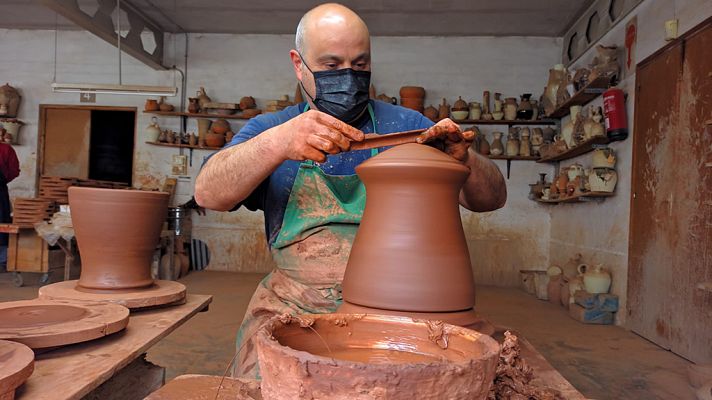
[195,128,286,211]
[459,148,507,212]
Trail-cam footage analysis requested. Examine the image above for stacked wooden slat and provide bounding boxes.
[12,198,57,227]
[39,176,78,204]
[39,176,130,204]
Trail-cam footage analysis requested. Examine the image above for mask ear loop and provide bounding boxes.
[297,51,317,103]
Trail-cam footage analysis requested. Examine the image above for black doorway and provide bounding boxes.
[88,110,135,185]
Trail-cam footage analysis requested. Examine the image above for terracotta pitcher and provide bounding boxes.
[341,144,475,313]
[69,187,169,290]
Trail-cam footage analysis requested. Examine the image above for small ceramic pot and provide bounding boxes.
[145,117,161,141]
[451,110,469,120]
[205,131,226,148]
[469,102,482,120]
[504,97,518,121]
[578,264,611,294]
[144,99,159,111]
[592,147,616,169]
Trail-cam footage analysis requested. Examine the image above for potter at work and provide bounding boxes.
[195,3,507,378]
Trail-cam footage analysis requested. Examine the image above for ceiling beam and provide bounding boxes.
[40,0,167,70]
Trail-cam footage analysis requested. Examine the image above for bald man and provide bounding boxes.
[195,3,506,378]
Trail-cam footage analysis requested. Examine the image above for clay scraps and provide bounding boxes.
[488,331,565,400]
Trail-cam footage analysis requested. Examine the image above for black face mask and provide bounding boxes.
[299,54,371,124]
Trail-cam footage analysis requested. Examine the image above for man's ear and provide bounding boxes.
[290,50,303,81]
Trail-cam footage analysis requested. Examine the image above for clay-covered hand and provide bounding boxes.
[415,118,475,162]
[278,110,364,163]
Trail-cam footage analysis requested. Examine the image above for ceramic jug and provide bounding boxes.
[519,128,531,156]
[490,132,504,155]
[567,163,585,181]
[589,168,618,192]
[504,97,518,121]
[517,94,533,120]
[342,144,475,313]
[146,117,161,141]
[469,102,482,120]
[188,98,200,113]
[144,99,159,112]
[492,93,504,120]
[592,147,616,168]
[561,105,582,148]
[578,264,611,294]
[506,129,520,156]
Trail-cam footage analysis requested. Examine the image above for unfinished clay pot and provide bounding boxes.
[255,313,499,400]
[342,144,475,312]
[69,187,169,290]
[205,131,226,148]
[399,86,426,99]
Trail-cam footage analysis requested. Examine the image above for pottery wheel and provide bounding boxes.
[38,280,186,310]
[144,374,262,400]
[0,340,34,399]
[0,299,129,349]
[338,302,496,336]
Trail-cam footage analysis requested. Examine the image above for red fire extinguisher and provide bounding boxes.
[603,88,628,141]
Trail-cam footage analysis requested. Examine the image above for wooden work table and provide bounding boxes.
[15,294,212,400]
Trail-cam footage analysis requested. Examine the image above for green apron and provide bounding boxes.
[234,105,377,378]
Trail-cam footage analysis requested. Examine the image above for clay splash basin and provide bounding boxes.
[69,187,169,290]
[255,313,500,400]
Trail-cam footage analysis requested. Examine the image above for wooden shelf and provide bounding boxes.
[546,75,614,119]
[537,135,611,163]
[489,155,540,161]
[453,119,557,126]
[144,110,253,120]
[534,191,615,204]
[145,141,222,151]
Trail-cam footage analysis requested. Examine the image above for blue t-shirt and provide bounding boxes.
[220,100,433,246]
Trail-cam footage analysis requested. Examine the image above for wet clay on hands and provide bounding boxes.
[416,118,475,162]
[255,313,499,400]
[69,187,169,290]
[341,143,476,312]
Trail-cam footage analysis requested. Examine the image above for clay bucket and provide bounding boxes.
[342,143,475,312]
[255,313,500,400]
[69,187,169,290]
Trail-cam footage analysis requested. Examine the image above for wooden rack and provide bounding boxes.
[537,136,611,163]
[534,191,614,204]
[546,75,614,119]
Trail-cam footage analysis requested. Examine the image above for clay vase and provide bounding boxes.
[477,132,490,156]
[579,264,611,294]
[188,98,200,113]
[210,119,230,135]
[505,129,520,157]
[341,144,475,315]
[240,96,256,110]
[423,105,438,122]
[492,93,504,120]
[69,187,169,290]
[469,102,482,120]
[519,128,531,157]
[517,94,533,120]
[145,117,161,142]
[158,96,174,112]
[144,99,159,112]
[399,86,426,99]
[205,131,226,148]
[490,132,504,156]
[196,87,211,110]
[530,100,539,120]
[437,98,450,121]
[482,90,491,115]
[504,97,518,121]
[562,105,582,148]
[0,83,20,117]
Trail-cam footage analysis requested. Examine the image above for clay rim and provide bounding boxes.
[67,186,169,198]
[356,144,470,173]
[255,313,500,368]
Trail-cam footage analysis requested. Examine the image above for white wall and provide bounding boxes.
[549,0,712,325]
[0,28,561,282]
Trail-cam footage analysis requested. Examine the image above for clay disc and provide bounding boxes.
[144,374,262,400]
[338,302,495,335]
[0,299,129,349]
[0,340,34,398]
[38,280,186,310]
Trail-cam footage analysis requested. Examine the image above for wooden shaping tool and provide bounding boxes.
[349,128,427,151]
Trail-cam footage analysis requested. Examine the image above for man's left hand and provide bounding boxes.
[415,118,475,162]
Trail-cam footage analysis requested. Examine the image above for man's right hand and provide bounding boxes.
[276,110,365,163]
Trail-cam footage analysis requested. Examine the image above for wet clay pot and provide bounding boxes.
[341,144,475,313]
[69,187,169,290]
[255,313,499,400]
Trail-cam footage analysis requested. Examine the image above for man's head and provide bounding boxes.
[291,3,372,123]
